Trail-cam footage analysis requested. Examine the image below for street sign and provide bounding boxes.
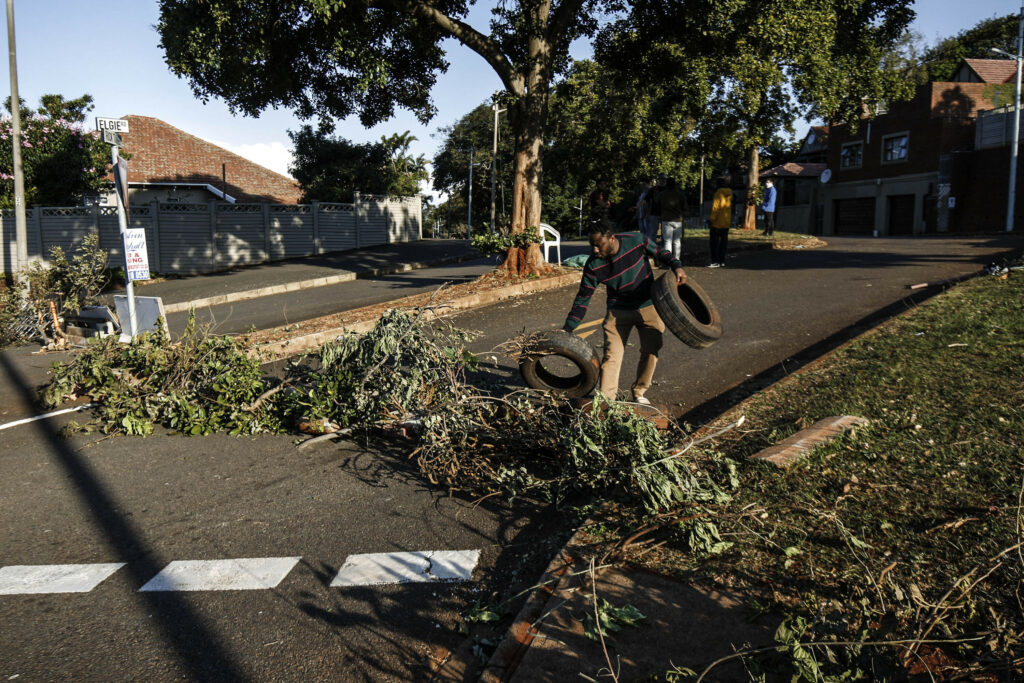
[102,130,123,146]
[113,156,129,213]
[123,228,151,282]
[96,117,129,133]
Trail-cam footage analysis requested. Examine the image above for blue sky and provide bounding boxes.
[4,0,1019,180]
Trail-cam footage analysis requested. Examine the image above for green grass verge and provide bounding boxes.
[606,264,1024,679]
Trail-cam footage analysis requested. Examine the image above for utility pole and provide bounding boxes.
[992,2,1024,232]
[698,152,706,219]
[490,103,505,234]
[578,196,583,237]
[467,147,474,239]
[5,0,27,275]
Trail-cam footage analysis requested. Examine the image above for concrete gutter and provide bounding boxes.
[163,253,483,314]
[251,271,582,361]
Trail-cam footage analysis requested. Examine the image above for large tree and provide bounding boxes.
[159,0,914,270]
[431,59,703,235]
[159,0,608,275]
[601,0,915,229]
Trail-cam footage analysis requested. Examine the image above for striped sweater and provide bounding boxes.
[562,232,682,332]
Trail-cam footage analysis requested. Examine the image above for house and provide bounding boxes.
[108,115,302,206]
[759,161,827,233]
[795,126,829,164]
[821,59,1019,235]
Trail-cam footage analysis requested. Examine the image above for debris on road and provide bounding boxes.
[42,305,735,513]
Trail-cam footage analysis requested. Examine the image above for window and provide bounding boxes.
[840,142,863,169]
[882,133,909,163]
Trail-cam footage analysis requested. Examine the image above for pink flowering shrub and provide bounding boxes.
[0,94,110,207]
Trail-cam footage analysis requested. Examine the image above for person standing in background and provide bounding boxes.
[657,177,686,261]
[589,179,611,221]
[646,173,667,243]
[761,178,777,237]
[634,180,651,233]
[708,177,732,268]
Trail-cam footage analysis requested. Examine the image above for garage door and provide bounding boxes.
[888,194,915,235]
[834,198,875,235]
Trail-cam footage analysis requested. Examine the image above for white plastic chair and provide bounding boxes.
[539,223,561,265]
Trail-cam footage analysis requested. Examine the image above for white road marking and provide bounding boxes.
[139,557,301,592]
[0,563,125,594]
[0,404,93,432]
[331,550,480,587]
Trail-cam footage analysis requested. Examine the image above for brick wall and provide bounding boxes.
[950,145,1024,232]
[828,82,999,186]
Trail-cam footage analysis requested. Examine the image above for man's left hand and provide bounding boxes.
[674,267,687,285]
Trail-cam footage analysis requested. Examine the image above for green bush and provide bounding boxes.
[470,225,541,256]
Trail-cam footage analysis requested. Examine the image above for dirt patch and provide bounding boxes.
[241,266,578,348]
[771,235,827,250]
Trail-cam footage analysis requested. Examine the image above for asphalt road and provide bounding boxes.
[450,234,1023,420]
[1,233,1020,681]
[0,392,563,681]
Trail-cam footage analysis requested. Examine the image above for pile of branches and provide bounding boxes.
[44,307,732,513]
[2,233,110,349]
[416,392,730,512]
[44,312,279,436]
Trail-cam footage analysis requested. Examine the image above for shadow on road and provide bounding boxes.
[721,235,1022,273]
[0,354,250,681]
[290,437,576,681]
[679,271,987,427]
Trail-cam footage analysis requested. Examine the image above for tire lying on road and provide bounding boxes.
[651,272,722,349]
[519,332,600,398]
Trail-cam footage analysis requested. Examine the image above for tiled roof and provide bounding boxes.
[963,59,1018,84]
[760,162,827,179]
[119,115,301,204]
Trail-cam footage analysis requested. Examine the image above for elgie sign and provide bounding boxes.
[95,117,130,134]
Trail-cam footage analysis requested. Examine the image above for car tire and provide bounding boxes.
[518,331,600,398]
[651,272,722,349]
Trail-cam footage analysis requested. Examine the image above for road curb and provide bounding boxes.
[250,271,582,361]
[478,524,591,683]
[161,253,483,314]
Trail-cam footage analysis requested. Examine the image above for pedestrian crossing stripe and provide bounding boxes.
[331,550,480,587]
[140,557,302,592]
[0,551,481,594]
[0,563,125,594]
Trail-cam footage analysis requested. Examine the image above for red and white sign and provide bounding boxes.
[123,229,150,281]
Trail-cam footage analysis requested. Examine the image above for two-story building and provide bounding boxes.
[821,59,1018,235]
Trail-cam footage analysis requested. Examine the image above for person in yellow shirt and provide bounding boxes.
[708,177,733,268]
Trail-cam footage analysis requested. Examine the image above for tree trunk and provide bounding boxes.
[743,145,759,230]
[501,90,551,277]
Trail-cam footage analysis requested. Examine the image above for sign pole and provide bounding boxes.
[6,0,28,276]
[111,144,137,339]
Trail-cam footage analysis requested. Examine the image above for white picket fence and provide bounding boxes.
[0,194,422,275]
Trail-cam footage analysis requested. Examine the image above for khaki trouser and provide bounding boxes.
[600,305,665,400]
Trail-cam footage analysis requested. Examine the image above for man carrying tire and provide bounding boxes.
[562,218,687,404]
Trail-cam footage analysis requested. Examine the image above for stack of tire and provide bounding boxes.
[519,273,722,396]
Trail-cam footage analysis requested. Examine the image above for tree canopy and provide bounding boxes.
[289,126,427,202]
[918,13,1021,83]
[0,94,109,208]
[597,0,915,227]
[160,0,918,263]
